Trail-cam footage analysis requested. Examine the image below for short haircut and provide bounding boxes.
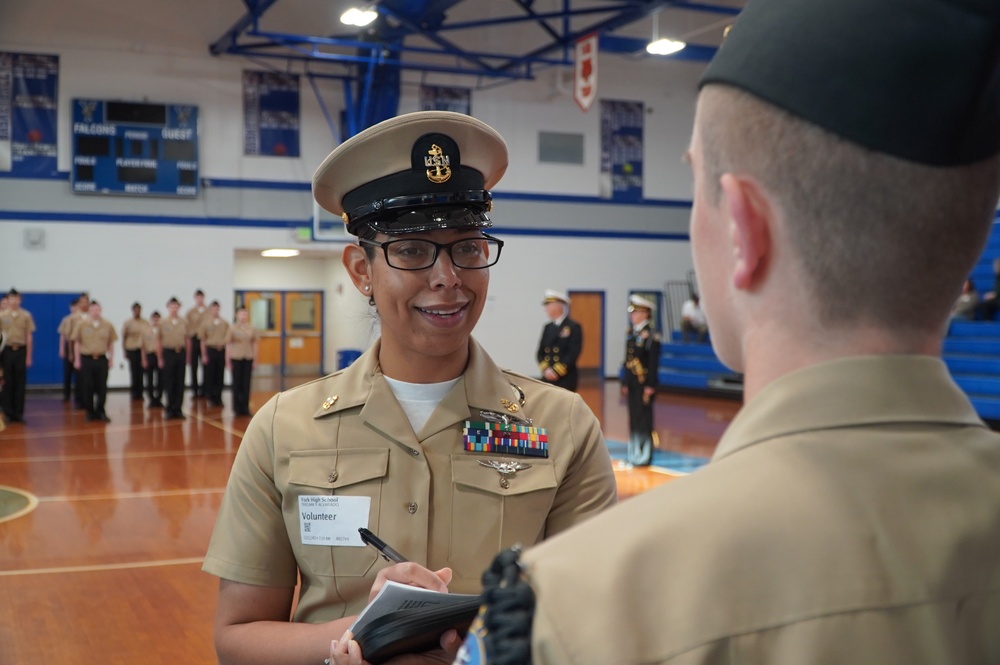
[697,85,1000,333]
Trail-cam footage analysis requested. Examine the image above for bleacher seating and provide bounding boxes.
[945,320,1000,421]
[657,332,742,393]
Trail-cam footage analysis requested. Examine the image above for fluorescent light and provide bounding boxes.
[646,38,686,56]
[261,249,301,258]
[341,7,377,27]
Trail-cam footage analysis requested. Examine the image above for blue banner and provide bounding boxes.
[0,52,59,177]
[243,71,300,157]
[599,99,643,202]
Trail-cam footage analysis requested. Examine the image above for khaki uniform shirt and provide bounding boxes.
[225,323,258,360]
[0,309,35,346]
[141,324,160,355]
[200,317,230,347]
[121,317,149,351]
[203,337,617,623]
[160,317,188,350]
[58,313,75,340]
[524,356,1000,665]
[186,305,207,339]
[73,318,118,356]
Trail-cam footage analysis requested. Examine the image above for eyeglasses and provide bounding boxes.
[359,234,504,271]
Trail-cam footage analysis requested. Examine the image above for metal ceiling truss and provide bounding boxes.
[210,0,738,136]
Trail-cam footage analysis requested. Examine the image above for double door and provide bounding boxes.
[235,291,323,377]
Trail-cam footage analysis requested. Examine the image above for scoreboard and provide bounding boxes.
[72,98,199,197]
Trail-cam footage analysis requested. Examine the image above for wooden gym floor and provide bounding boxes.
[0,377,740,665]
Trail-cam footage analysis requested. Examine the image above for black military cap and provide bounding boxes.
[701,0,1000,166]
[167,297,180,305]
[132,302,141,309]
[8,288,19,296]
[313,111,508,236]
[210,300,220,307]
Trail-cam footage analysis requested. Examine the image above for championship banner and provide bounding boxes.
[0,52,58,177]
[573,34,598,112]
[599,99,644,202]
[418,85,471,115]
[243,71,300,157]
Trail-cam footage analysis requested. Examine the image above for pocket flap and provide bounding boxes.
[451,456,557,496]
[289,448,389,490]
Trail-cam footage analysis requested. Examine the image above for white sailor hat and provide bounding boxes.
[627,294,656,312]
[542,289,570,305]
[313,111,508,237]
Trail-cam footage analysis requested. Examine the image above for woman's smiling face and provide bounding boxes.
[345,227,492,381]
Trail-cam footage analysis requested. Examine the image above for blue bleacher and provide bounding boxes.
[657,333,742,394]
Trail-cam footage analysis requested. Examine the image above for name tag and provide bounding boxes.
[298,495,370,547]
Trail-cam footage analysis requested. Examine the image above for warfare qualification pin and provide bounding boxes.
[479,459,531,489]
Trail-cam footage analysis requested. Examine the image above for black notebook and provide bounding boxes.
[348,581,483,664]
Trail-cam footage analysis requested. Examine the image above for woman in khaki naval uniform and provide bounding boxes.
[72,300,117,422]
[224,305,258,417]
[203,111,618,665]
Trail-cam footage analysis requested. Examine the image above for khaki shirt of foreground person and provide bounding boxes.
[203,337,617,622]
[523,357,1000,664]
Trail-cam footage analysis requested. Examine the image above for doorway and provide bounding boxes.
[235,290,324,378]
[568,290,605,379]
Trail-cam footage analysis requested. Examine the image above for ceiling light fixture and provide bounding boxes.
[340,7,378,27]
[261,249,301,258]
[646,11,686,56]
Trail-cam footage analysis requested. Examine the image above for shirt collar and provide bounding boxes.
[714,355,985,463]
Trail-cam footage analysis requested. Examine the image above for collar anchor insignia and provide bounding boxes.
[479,459,532,489]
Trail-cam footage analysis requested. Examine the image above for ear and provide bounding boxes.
[720,173,773,291]
[342,244,372,295]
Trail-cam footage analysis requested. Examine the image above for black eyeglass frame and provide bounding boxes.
[358,233,504,271]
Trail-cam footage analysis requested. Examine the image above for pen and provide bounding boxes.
[358,527,409,564]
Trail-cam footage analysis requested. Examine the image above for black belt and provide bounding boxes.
[165,347,184,353]
[6,344,24,351]
[84,354,106,360]
[208,345,225,351]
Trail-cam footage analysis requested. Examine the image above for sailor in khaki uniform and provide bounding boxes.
[158,297,190,420]
[72,300,117,422]
[185,289,208,397]
[68,293,91,409]
[457,1,1000,664]
[224,305,257,416]
[121,302,148,401]
[57,297,79,403]
[203,111,617,665]
[0,289,36,424]
[141,311,163,408]
[199,300,229,407]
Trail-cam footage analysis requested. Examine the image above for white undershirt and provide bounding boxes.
[383,376,461,433]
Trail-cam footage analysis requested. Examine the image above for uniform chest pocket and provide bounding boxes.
[287,449,389,579]
[448,456,558,578]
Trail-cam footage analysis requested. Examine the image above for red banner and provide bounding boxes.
[574,34,598,113]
